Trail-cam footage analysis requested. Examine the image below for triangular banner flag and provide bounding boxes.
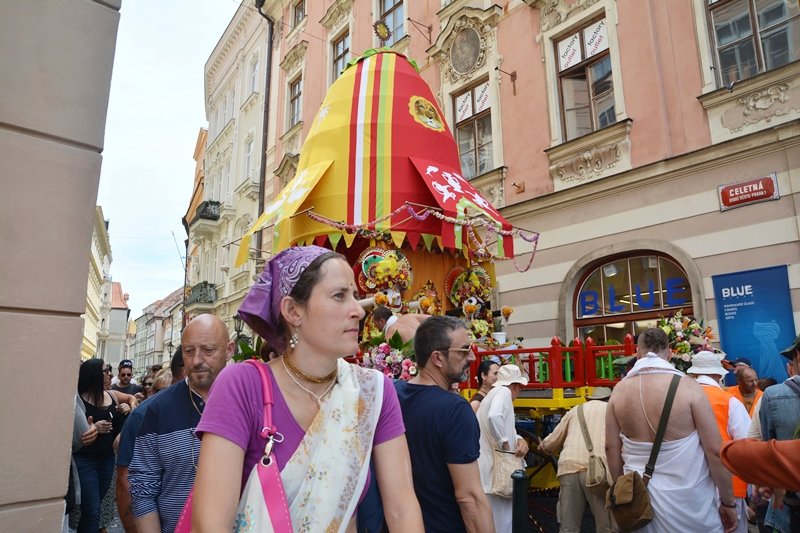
[391,231,406,249]
[421,233,435,252]
[328,232,343,250]
[343,232,357,248]
[406,232,421,250]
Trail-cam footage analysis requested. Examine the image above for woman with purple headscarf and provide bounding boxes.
[192,246,423,532]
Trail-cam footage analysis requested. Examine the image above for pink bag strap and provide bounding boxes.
[243,359,284,457]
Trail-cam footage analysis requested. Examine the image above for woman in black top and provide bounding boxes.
[73,359,122,533]
[470,358,500,412]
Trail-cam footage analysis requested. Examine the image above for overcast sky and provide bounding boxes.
[97,0,241,317]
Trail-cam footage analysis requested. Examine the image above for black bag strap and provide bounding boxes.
[644,374,681,481]
[576,403,595,455]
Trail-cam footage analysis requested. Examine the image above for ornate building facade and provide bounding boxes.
[240,0,799,350]
[81,206,112,360]
[185,5,268,337]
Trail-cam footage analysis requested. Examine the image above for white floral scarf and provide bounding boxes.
[281,359,383,533]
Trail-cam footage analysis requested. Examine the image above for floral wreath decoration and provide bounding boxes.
[410,280,442,315]
[445,266,491,308]
[356,247,413,294]
[656,310,715,373]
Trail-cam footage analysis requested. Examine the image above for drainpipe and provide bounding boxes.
[254,1,274,257]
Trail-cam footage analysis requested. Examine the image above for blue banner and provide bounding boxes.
[712,265,794,381]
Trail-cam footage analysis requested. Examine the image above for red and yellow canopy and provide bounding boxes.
[237,50,514,266]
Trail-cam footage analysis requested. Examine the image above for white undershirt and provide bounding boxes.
[383,314,398,335]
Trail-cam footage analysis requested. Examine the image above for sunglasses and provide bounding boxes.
[439,343,476,354]
[144,382,154,387]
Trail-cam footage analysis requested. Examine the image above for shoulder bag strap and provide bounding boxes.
[644,374,681,482]
[784,377,800,397]
[244,360,279,444]
[576,403,594,455]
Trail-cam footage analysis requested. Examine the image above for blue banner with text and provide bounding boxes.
[712,265,794,381]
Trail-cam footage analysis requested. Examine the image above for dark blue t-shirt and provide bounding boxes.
[395,381,479,533]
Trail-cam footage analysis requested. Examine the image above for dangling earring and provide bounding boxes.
[288,329,300,351]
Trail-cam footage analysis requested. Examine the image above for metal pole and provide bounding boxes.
[511,469,528,533]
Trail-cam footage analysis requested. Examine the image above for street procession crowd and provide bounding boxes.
[67,245,800,533]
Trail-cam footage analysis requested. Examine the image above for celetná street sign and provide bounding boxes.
[717,173,779,211]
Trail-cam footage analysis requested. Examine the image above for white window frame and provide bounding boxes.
[292,0,306,28]
[249,56,260,94]
[288,76,303,129]
[332,31,350,82]
[243,138,254,181]
[377,0,406,47]
[540,1,627,147]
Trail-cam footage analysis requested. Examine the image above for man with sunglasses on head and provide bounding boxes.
[395,315,494,533]
[113,359,143,396]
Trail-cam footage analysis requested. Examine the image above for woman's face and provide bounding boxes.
[482,363,500,388]
[103,364,112,389]
[294,258,366,358]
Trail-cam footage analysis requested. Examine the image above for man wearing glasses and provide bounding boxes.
[113,359,143,395]
[395,315,495,533]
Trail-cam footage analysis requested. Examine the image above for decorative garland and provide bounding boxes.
[299,202,540,272]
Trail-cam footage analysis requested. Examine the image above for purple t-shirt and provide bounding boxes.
[196,361,404,490]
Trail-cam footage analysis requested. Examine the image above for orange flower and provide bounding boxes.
[501,306,513,319]
[464,303,477,315]
[374,293,388,306]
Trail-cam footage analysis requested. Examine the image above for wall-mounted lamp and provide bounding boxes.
[495,66,517,95]
[511,181,525,193]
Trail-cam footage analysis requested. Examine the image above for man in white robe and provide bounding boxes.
[605,328,738,533]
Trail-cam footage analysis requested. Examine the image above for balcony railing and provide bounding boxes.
[186,281,216,305]
[191,201,221,225]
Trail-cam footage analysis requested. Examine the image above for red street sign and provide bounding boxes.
[718,173,779,211]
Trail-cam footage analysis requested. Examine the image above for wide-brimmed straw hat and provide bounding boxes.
[493,364,528,387]
[587,387,613,400]
[686,351,728,377]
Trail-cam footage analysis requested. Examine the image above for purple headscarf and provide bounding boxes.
[238,245,331,354]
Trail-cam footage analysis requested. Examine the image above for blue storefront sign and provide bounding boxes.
[712,266,795,381]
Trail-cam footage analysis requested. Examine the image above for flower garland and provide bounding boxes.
[298,202,539,272]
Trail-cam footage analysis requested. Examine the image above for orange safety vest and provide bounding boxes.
[701,384,748,499]
[727,385,762,418]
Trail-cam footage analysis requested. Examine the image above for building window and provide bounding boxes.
[574,254,693,343]
[380,0,405,46]
[249,57,259,94]
[293,0,306,28]
[289,76,303,128]
[556,18,616,141]
[244,139,254,180]
[453,80,493,180]
[709,0,800,85]
[332,31,350,81]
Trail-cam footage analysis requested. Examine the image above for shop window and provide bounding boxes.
[288,76,302,128]
[556,17,617,141]
[379,0,405,46]
[454,80,493,180]
[709,0,800,85]
[332,31,350,81]
[574,254,693,343]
